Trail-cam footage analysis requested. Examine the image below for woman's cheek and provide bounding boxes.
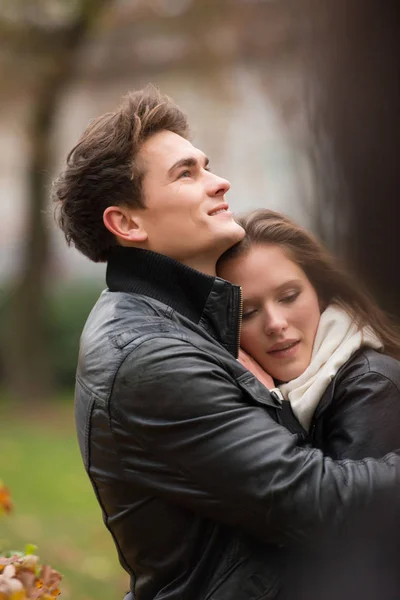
[296,297,316,322]
[240,325,260,355]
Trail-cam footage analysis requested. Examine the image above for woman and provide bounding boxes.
[217,209,400,460]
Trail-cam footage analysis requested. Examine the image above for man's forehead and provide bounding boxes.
[140,130,204,165]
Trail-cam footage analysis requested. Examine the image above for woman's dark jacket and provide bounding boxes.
[310,348,400,459]
[75,246,400,600]
[282,350,400,600]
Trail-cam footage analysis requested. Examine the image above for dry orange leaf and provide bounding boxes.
[0,484,12,515]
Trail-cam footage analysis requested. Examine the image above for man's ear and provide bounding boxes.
[103,206,148,243]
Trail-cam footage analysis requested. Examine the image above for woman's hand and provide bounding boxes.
[238,349,275,390]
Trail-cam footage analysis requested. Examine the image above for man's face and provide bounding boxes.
[135,130,244,272]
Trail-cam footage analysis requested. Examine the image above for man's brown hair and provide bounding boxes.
[52,85,190,262]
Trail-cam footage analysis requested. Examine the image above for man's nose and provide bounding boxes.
[207,172,231,196]
[264,307,288,335]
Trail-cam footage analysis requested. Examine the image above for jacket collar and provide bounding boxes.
[106,246,241,356]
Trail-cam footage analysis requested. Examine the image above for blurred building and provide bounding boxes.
[0,0,316,282]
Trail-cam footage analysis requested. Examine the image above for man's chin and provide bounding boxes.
[234,222,246,241]
[222,223,245,249]
[221,216,244,236]
[209,222,246,265]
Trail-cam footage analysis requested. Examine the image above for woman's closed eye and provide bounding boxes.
[242,308,257,320]
[243,291,300,319]
[279,291,300,305]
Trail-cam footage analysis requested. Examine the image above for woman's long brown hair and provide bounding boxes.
[218,209,400,360]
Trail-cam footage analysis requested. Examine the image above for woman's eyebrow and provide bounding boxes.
[275,279,302,292]
[242,279,302,304]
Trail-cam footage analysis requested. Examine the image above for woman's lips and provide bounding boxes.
[267,340,300,359]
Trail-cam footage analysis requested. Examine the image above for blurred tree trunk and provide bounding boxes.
[4,0,112,402]
[302,0,400,317]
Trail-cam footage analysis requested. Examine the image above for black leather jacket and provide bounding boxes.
[281,348,400,600]
[75,247,400,600]
[311,348,400,459]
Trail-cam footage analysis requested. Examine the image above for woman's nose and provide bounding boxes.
[264,307,288,335]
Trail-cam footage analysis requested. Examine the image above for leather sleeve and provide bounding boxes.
[111,336,400,545]
[321,371,400,460]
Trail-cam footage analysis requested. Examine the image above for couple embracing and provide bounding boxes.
[53,86,400,600]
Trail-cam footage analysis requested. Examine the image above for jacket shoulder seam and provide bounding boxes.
[113,332,228,378]
[340,369,400,394]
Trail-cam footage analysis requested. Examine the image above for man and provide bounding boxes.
[53,86,400,600]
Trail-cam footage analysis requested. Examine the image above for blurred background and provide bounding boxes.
[0,0,399,598]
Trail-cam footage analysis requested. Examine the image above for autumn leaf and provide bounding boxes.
[0,482,12,516]
[0,553,62,599]
[0,478,62,598]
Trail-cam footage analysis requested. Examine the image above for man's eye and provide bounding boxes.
[280,292,300,304]
[178,170,191,179]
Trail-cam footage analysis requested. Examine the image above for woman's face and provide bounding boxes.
[219,244,321,382]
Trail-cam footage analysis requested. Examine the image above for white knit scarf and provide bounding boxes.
[278,304,383,431]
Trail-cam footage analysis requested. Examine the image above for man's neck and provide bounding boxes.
[181,259,216,277]
[179,256,216,277]
[177,252,218,278]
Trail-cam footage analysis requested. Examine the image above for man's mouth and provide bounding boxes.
[208,203,229,216]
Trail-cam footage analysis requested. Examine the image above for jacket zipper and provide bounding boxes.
[236,286,243,358]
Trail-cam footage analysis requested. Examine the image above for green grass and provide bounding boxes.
[0,400,129,600]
